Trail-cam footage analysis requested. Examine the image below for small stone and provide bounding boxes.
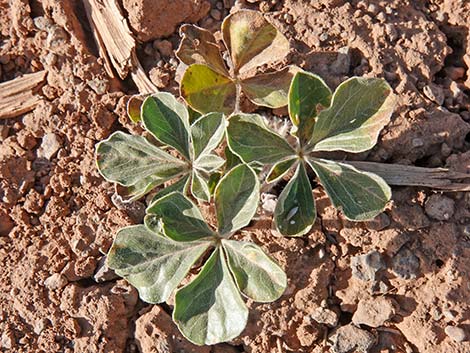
[376,12,387,22]
[149,67,171,88]
[153,40,173,57]
[423,83,444,105]
[319,32,329,42]
[352,297,396,327]
[261,193,277,214]
[392,246,420,279]
[0,209,14,236]
[444,66,465,81]
[44,273,68,290]
[351,251,384,282]
[1,331,15,349]
[424,194,455,221]
[367,3,379,15]
[445,325,467,342]
[283,13,294,24]
[329,324,375,353]
[331,46,351,75]
[412,137,424,148]
[33,16,53,30]
[94,256,119,283]
[385,24,398,41]
[17,132,37,150]
[37,133,62,160]
[0,125,9,141]
[311,307,339,327]
[441,143,452,157]
[365,212,390,231]
[210,9,223,20]
[87,78,109,95]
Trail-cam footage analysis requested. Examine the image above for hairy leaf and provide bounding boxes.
[150,174,191,204]
[119,176,168,203]
[289,71,332,143]
[223,239,286,301]
[274,163,316,236]
[308,158,391,220]
[215,164,259,235]
[180,64,236,114]
[266,158,296,183]
[107,225,211,303]
[173,248,248,345]
[241,66,299,108]
[127,95,145,123]
[222,10,289,75]
[191,170,211,201]
[146,192,215,241]
[227,114,295,165]
[310,77,394,152]
[142,93,191,159]
[96,131,186,186]
[191,112,225,159]
[176,24,229,75]
[194,153,226,173]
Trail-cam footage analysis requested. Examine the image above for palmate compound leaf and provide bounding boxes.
[274,162,316,237]
[222,239,287,302]
[215,163,260,236]
[308,158,391,221]
[310,77,395,153]
[288,71,332,144]
[145,192,215,241]
[173,248,248,346]
[176,24,229,76]
[107,225,212,304]
[241,66,300,108]
[221,9,289,75]
[96,131,187,190]
[142,92,191,160]
[180,64,237,114]
[226,113,295,165]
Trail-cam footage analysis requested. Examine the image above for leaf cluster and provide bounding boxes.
[176,9,298,114]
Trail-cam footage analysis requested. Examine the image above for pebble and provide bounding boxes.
[210,9,223,21]
[319,32,329,42]
[37,133,62,160]
[94,256,119,283]
[149,67,171,88]
[329,324,375,353]
[153,39,173,57]
[311,307,339,327]
[1,331,15,350]
[364,212,391,231]
[377,12,387,22]
[44,273,68,290]
[445,325,467,342]
[411,137,424,148]
[385,24,398,42]
[261,193,277,214]
[352,297,396,327]
[424,194,455,221]
[392,246,420,279]
[351,251,384,282]
[331,46,351,75]
[423,83,444,105]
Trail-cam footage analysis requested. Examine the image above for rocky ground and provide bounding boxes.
[0,0,469,352]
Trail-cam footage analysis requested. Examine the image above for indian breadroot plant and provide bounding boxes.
[176,9,299,114]
[226,70,396,236]
[106,164,287,345]
[96,92,225,202]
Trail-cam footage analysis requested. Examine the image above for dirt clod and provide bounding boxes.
[424,194,455,221]
[329,324,376,353]
[445,325,467,343]
[352,297,396,328]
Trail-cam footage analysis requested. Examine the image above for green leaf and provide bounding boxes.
[173,248,248,345]
[194,153,225,173]
[215,164,260,236]
[308,158,391,220]
[274,163,316,236]
[150,174,190,204]
[191,112,225,160]
[107,225,211,303]
[119,176,168,203]
[266,158,296,183]
[224,146,242,171]
[176,24,229,76]
[142,93,191,159]
[241,66,299,108]
[127,95,145,123]
[222,239,286,302]
[227,113,295,165]
[191,170,211,201]
[180,64,237,114]
[310,77,395,152]
[288,71,332,144]
[222,10,289,75]
[145,192,215,241]
[96,131,186,186]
